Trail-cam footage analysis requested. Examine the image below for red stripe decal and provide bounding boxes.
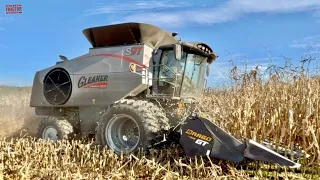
[89,54,146,68]
[83,82,108,88]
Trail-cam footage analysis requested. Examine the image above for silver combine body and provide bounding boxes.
[30,22,216,134]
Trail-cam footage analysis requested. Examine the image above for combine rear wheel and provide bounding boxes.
[37,116,74,141]
[95,99,170,154]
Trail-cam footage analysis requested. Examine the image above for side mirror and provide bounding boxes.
[174,44,182,60]
[206,65,210,77]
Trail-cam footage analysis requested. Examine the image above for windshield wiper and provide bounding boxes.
[195,57,207,66]
[190,60,196,83]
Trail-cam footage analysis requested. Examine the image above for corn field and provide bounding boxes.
[1,59,320,179]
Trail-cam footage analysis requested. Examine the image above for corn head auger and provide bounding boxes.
[30,22,307,168]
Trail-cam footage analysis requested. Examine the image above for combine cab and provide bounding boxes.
[30,22,304,168]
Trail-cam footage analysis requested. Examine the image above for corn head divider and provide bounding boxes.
[30,22,306,169]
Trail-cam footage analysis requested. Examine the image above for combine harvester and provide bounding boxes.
[30,22,305,168]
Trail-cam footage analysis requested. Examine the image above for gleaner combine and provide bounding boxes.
[30,22,306,168]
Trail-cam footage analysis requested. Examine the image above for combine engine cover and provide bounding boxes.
[30,44,151,107]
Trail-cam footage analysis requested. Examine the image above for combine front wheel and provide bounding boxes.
[96,99,170,154]
[37,116,74,141]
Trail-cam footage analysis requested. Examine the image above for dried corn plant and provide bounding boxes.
[0,137,312,179]
[196,49,320,177]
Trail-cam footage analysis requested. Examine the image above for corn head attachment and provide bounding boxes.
[178,114,304,168]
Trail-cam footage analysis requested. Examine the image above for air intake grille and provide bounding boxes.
[43,68,72,105]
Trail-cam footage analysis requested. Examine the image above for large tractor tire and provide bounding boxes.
[96,99,170,154]
[37,116,74,141]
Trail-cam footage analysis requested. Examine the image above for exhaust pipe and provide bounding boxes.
[179,115,303,168]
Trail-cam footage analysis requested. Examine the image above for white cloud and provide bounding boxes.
[222,51,275,65]
[256,20,263,24]
[228,0,320,13]
[289,35,320,49]
[302,50,320,55]
[86,0,320,27]
[303,35,320,40]
[0,16,14,24]
[0,16,14,32]
[208,61,232,85]
[208,55,276,85]
[0,79,29,86]
[84,1,193,16]
[312,9,320,18]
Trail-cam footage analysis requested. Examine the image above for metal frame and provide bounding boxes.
[129,63,181,99]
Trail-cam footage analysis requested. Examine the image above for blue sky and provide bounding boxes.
[0,0,320,87]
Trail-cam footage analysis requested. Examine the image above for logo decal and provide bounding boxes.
[78,75,108,88]
[185,129,212,142]
[195,139,209,146]
[6,4,22,14]
[125,46,143,56]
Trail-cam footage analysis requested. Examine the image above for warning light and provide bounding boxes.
[129,63,136,72]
